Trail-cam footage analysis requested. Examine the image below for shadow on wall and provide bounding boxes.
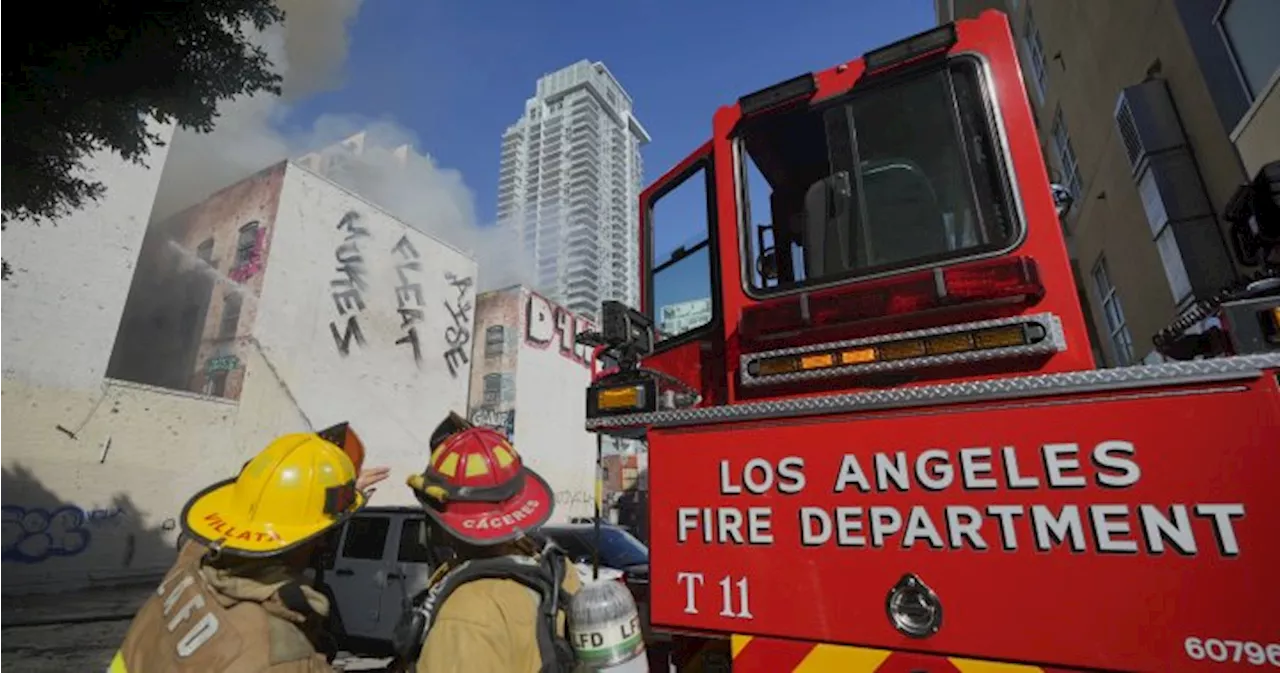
[1,464,178,594]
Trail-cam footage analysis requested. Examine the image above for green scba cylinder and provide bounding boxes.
[569,578,649,672]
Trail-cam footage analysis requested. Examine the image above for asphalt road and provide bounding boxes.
[2,618,130,673]
[1,617,394,672]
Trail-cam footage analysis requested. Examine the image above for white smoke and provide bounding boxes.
[149,0,531,291]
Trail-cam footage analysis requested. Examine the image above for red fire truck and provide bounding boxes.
[579,9,1280,673]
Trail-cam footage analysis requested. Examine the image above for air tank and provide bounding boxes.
[569,578,649,672]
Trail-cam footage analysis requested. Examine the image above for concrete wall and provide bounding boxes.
[249,165,478,507]
[1233,70,1280,176]
[513,290,599,522]
[467,288,522,438]
[1,120,197,591]
[2,118,176,390]
[465,287,599,523]
[2,156,478,592]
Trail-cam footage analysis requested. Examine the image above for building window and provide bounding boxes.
[235,221,260,267]
[1216,0,1280,101]
[196,238,215,265]
[1022,6,1049,104]
[204,370,228,397]
[484,325,506,357]
[1091,257,1135,366]
[483,373,503,406]
[501,373,516,403]
[1051,107,1083,199]
[219,292,243,339]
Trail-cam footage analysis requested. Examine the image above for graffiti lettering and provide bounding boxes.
[86,506,127,524]
[524,293,597,369]
[328,211,370,356]
[205,355,240,374]
[442,272,474,377]
[392,235,425,365]
[228,225,268,283]
[555,490,596,507]
[2,506,92,563]
[470,407,516,439]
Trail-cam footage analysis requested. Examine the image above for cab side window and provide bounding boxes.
[397,518,435,564]
[341,516,390,560]
[649,162,715,342]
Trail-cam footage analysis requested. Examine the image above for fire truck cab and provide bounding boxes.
[581,10,1279,672]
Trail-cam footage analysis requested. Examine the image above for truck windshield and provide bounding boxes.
[742,58,1018,293]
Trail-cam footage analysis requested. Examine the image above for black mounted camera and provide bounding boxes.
[574,300,654,372]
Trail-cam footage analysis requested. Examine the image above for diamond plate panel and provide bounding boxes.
[739,313,1066,387]
[586,354,1280,431]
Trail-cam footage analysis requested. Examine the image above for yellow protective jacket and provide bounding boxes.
[414,554,582,673]
[110,542,335,673]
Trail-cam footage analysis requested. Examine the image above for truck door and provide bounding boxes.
[328,512,394,640]
[641,141,726,405]
[383,516,437,628]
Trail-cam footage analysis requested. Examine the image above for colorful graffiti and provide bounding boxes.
[228,225,268,283]
[392,234,425,365]
[524,292,597,369]
[442,272,474,377]
[329,210,370,356]
[205,355,240,374]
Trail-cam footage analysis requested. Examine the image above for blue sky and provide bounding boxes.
[290,0,937,227]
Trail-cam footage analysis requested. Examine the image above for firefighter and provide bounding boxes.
[108,430,385,672]
[396,412,582,673]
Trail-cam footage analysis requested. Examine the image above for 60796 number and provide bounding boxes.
[1184,637,1280,667]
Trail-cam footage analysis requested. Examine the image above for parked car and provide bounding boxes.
[302,508,656,655]
[308,506,444,653]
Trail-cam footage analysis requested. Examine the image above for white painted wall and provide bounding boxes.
[1,156,478,592]
[251,165,477,507]
[512,290,598,522]
[2,118,176,390]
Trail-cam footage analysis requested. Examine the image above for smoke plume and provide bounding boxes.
[149,0,531,291]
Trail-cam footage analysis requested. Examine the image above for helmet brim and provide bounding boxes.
[421,467,557,546]
[180,477,367,557]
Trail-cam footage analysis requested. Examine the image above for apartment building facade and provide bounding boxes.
[497,61,651,320]
[938,0,1280,365]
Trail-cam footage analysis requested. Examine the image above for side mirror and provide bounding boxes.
[1050,183,1074,220]
[756,247,780,281]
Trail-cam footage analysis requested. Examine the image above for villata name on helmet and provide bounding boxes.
[675,440,1248,558]
[462,499,541,530]
[202,512,283,543]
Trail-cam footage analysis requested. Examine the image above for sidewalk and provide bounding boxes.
[2,580,157,627]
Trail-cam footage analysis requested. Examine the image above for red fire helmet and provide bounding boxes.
[407,413,554,545]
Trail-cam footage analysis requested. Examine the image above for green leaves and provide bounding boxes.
[2,0,286,224]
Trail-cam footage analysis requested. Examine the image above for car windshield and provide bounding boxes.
[547,526,649,568]
[740,58,1017,292]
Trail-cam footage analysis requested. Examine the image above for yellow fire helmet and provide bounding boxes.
[180,432,367,556]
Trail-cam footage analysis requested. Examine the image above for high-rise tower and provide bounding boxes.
[497,61,650,320]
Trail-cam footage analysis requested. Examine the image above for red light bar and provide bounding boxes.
[741,257,1044,342]
[943,256,1044,302]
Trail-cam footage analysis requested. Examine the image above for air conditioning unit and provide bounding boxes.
[1114,79,1234,303]
[1115,80,1186,175]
